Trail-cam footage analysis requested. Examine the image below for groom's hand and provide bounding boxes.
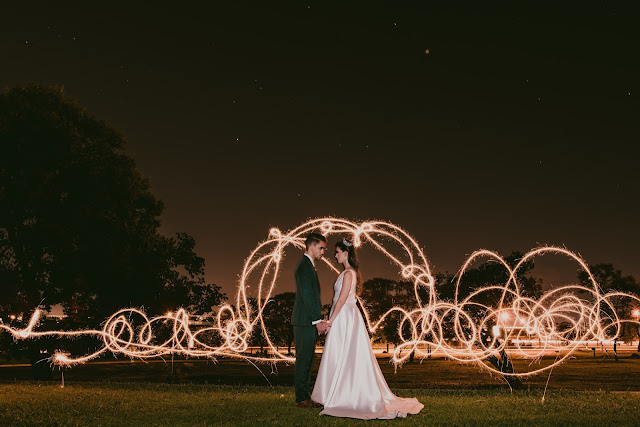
[316,322,328,334]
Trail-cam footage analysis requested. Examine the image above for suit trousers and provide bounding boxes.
[293,325,317,403]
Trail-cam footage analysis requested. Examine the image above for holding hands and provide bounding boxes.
[316,319,331,334]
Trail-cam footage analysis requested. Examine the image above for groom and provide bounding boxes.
[291,233,329,408]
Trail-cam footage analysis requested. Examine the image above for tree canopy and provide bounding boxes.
[263,292,296,354]
[360,278,419,346]
[578,263,640,343]
[0,85,225,326]
[437,251,542,303]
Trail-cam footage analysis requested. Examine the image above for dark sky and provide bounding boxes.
[2,2,638,301]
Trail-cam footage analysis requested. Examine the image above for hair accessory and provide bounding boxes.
[342,238,353,247]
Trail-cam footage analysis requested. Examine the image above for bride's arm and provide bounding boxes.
[327,271,355,325]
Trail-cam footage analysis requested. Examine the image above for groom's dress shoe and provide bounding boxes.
[295,400,314,409]
[296,400,322,409]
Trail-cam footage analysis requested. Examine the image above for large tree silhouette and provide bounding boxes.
[437,251,542,303]
[263,292,296,354]
[360,278,419,351]
[0,85,225,374]
[578,263,640,350]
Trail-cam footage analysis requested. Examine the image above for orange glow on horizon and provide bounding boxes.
[1,218,639,379]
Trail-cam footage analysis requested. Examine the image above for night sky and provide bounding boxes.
[2,3,638,302]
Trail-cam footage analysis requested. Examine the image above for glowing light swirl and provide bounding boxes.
[388,246,640,377]
[1,218,638,379]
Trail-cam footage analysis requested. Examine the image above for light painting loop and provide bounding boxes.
[0,218,638,379]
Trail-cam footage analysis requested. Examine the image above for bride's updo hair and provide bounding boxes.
[335,238,363,295]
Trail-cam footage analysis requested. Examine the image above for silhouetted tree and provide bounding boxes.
[578,263,640,348]
[360,278,419,351]
[321,303,332,320]
[438,251,542,304]
[263,292,296,354]
[436,251,541,389]
[247,298,267,354]
[0,85,226,376]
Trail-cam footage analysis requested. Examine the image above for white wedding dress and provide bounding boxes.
[311,270,424,419]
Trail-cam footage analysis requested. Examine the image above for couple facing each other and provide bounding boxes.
[291,233,423,420]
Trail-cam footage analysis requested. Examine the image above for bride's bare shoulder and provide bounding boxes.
[343,269,356,280]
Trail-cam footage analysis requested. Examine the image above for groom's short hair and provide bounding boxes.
[305,233,327,249]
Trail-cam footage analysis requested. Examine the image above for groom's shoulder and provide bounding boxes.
[296,255,310,270]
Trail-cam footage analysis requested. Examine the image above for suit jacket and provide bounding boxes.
[291,255,322,326]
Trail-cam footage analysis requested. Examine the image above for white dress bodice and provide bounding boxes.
[330,269,357,317]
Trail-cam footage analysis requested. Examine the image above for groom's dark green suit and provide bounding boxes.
[291,255,322,403]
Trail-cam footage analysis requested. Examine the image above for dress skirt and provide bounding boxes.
[311,299,424,419]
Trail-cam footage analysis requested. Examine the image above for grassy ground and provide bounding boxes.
[1,349,639,391]
[1,350,638,424]
[0,382,639,426]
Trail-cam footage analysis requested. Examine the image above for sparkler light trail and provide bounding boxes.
[1,218,639,379]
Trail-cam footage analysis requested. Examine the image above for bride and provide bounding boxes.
[311,238,424,419]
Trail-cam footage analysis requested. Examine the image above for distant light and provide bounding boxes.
[1,219,639,382]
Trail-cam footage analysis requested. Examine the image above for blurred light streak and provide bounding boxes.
[1,218,638,378]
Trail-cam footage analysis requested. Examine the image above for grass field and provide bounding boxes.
[1,349,639,425]
[2,349,639,391]
[1,383,639,426]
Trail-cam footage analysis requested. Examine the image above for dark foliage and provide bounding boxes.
[0,85,226,370]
